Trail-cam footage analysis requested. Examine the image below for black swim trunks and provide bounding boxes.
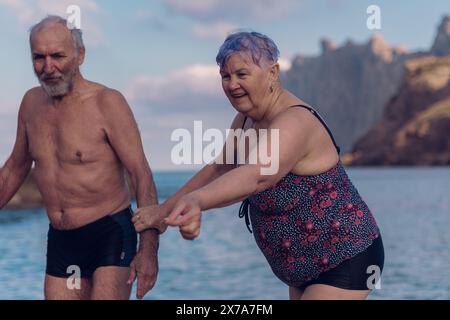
[46,206,137,278]
[298,235,385,290]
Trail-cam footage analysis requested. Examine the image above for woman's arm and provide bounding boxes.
[165,108,310,231]
[161,161,233,211]
[133,113,246,232]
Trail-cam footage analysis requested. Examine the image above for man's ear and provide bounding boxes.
[78,47,85,65]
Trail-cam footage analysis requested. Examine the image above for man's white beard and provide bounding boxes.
[37,66,77,98]
[40,79,72,97]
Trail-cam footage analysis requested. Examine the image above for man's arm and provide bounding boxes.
[0,93,33,208]
[99,88,159,299]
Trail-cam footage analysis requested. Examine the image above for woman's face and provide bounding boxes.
[220,53,273,116]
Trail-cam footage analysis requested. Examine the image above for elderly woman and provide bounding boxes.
[132,31,384,300]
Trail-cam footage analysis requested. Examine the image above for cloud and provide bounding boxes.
[192,21,238,40]
[123,63,237,170]
[125,64,227,114]
[278,57,292,71]
[124,58,294,119]
[0,0,34,25]
[134,9,170,32]
[164,0,302,22]
[0,0,105,46]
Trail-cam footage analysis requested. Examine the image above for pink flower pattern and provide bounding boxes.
[246,160,380,287]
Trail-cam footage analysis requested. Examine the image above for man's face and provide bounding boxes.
[30,24,81,98]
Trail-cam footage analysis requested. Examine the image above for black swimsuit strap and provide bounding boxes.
[240,106,340,155]
[239,115,252,233]
[241,116,248,130]
[288,104,341,155]
[237,105,340,234]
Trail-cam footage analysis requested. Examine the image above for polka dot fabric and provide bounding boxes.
[245,160,380,287]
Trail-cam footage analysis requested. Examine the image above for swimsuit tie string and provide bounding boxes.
[239,199,252,234]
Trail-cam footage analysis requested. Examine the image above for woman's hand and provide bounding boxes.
[164,193,202,240]
[132,203,170,234]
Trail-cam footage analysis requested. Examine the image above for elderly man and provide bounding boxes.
[0,16,159,300]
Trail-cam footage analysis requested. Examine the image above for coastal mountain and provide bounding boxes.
[343,15,450,165]
[4,171,135,210]
[283,15,450,156]
[283,34,413,154]
[342,56,450,165]
[431,16,450,56]
[5,172,42,209]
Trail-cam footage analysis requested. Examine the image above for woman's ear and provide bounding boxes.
[269,62,280,82]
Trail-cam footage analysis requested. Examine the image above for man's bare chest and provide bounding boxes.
[26,106,111,165]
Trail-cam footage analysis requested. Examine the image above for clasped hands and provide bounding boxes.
[132,193,202,240]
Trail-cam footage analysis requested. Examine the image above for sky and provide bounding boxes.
[0,0,448,170]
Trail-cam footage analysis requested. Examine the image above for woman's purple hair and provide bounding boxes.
[216,31,280,69]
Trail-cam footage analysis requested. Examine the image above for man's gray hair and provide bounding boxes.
[29,15,84,52]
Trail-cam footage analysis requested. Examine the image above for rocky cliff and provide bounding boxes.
[4,170,135,210]
[342,56,450,165]
[283,15,450,156]
[283,34,415,153]
[431,16,450,56]
[5,172,43,209]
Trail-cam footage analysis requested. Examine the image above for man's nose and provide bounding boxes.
[43,57,55,74]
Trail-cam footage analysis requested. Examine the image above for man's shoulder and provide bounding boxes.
[95,85,130,114]
[23,86,44,101]
[96,86,131,118]
[19,87,45,115]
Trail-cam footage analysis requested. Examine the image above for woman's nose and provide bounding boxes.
[228,77,240,91]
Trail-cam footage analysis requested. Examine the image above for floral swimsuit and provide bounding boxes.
[239,105,381,287]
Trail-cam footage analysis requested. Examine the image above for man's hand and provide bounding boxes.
[132,203,170,234]
[165,193,202,240]
[127,232,159,299]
